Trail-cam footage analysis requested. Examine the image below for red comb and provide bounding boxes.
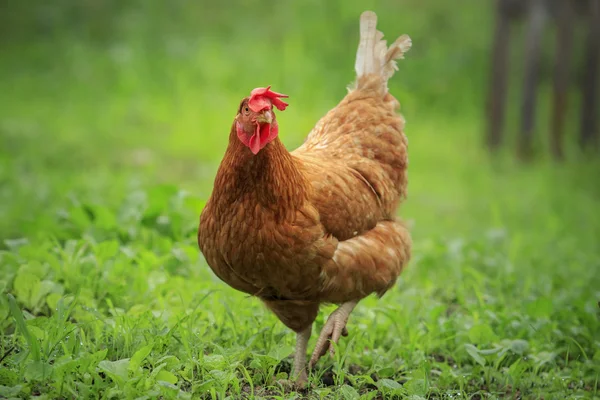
[248,86,289,112]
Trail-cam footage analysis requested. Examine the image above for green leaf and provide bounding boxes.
[17,261,47,279]
[526,297,554,319]
[532,351,555,368]
[377,367,396,378]
[27,325,46,341]
[31,280,57,309]
[54,355,79,375]
[510,339,529,355]
[92,205,118,229]
[129,344,153,371]
[478,346,502,355]
[338,384,359,400]
[156,370,178,385]
[79,349,108,372]
[98,359,130,384]
[267,345,294,361]
[314,388,332,398]
[0,364,19,386]
[0,385,23,397]
[95,240,120,260]
[202,354,227,369]
[155,355,180,370]
[248,358,262,370]
[465,344,486,366]
[157,380,179,395]
[360,392,379,400]
[46,293,62,311]
[69,206,93,229]
[405,378,427,396]
[24,361,53,381]
[468,323,497,345]
[378,378,402,390]
[13,272,40,308]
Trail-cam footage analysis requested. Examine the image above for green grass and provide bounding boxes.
[1,0,599,399]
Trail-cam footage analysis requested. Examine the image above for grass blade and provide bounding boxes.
[7,294,41,361]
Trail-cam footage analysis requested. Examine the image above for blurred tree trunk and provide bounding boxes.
[579,0,599,150]
[486,0,512,151]
[518,0,547,160]
[550,0,574,161]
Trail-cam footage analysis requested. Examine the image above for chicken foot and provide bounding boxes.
[290,325,312,387]
[309,300,358,368]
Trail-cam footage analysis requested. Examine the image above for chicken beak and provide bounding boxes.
[255,110,273,124]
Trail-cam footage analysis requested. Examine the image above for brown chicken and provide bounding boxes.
[198,11,412,385]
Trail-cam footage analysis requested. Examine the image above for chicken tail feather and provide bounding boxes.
[353,11,411,92]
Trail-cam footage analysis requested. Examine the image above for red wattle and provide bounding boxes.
[249,122,262,155]
[237,121,278,155]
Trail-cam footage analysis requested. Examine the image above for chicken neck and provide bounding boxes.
[213,125,309,214]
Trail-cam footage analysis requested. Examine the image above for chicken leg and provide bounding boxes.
[309,300,358,368]
[291,326,312,386]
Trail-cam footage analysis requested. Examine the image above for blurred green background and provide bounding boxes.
[1,0,599,398]
[1,0,597,240]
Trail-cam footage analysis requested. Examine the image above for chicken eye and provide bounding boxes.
[243,106,250,115]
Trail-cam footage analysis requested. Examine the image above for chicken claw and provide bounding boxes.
[276,375,307,391]
[309,301,358,368]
